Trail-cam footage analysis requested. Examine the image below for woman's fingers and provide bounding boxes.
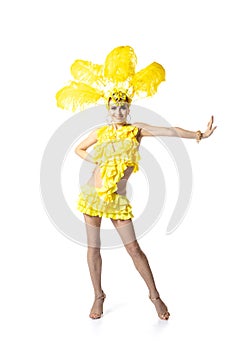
[207,115,214,129]
[204,116,217,138]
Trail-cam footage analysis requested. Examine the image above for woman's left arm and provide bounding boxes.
[134,116,217,141]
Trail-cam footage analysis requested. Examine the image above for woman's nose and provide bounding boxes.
[116,108,122,115]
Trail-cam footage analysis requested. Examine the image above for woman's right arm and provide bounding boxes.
[74,128,99,164]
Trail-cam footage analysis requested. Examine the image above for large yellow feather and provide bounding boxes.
[132,62,165,97]
[56,81,103,112]
[70,60,103,87]
[104,46,137,82]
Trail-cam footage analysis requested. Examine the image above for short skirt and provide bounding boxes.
[77,184,133,220]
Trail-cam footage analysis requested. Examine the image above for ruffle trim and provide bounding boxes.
[92,124,140,203]
[92,138,140,165]
[96,160,137,202]
[77,184,133,220]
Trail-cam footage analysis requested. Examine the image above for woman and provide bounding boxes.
[74,95,216,320]
[56,45,217,320]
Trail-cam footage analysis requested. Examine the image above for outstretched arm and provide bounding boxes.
[134,116,217,142]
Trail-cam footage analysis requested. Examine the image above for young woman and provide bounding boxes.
[56,45,217,320]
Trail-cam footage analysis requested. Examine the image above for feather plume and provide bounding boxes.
[56,81,103,112]
[132,62,165,97]
[104,46,137,82]
[70,60,104,88]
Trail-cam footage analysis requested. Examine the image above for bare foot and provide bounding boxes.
[89,292,106,319]
[149,295,170,320]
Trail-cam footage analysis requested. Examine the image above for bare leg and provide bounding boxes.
[111,218,170,320]
[83,214,105,319]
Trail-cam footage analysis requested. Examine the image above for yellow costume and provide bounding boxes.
[77,124,141,219]
[56,45,165,219]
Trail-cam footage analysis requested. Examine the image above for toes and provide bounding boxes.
[89,312,101,319]
[159,312,170,320]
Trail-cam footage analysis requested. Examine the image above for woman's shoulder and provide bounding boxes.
[131,122,148,134]
[131,122,150,128]
[131,122,156,139]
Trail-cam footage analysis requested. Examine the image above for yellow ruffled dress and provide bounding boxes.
[77,124,141,220]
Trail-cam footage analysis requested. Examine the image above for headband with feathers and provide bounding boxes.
[56,46,165,112]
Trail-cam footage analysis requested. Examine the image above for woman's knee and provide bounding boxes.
[87,246,101,258]
[125,241,142,258]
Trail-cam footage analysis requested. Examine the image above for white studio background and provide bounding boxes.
[1,1,233,349]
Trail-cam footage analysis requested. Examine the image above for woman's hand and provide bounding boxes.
[202,116,217,139]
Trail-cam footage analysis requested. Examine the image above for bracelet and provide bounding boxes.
[195,130,203,143]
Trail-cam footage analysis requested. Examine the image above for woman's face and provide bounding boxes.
[108,100,130,124]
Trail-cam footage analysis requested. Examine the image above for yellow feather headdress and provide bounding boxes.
[56,46,165,112]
